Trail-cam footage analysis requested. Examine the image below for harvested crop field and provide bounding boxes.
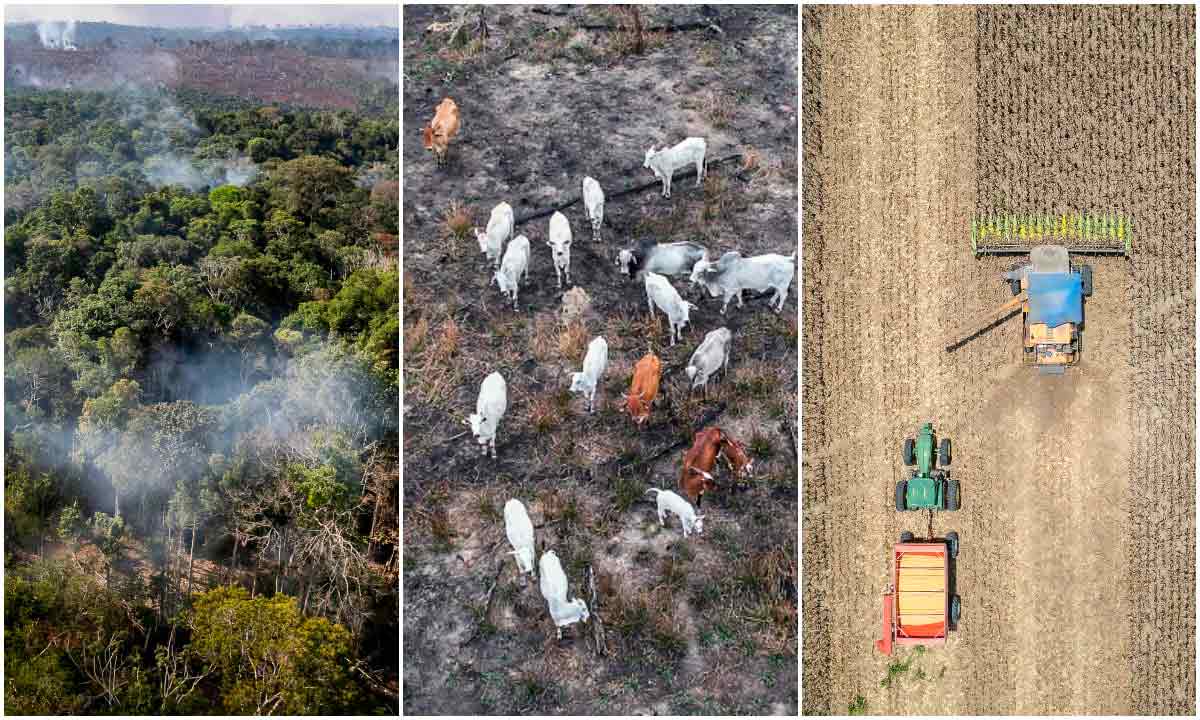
[402,5,797,715]
[802,4,1194,716]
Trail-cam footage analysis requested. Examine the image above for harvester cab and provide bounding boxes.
[896,422,957,511]
[946,213,1130,373]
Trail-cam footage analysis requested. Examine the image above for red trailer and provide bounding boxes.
[876,531,960,656]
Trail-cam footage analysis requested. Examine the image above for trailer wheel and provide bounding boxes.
[1009,278,1022,296]
[945,478,960,511]
[895,481,907,511]
[903,438,915,466]
[900,531,914,544]
[938,438,952,467]
[950,594,961,628]
[946,531,959,559]
[1080,265,1093,297]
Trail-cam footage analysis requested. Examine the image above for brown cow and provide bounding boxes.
[679,427,725,506]
[624,353,662,428]
[679,427,754,506]
[422,97,460,166]
[718,434,754,481]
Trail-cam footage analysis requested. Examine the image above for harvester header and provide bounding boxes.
[971,212,1132,256]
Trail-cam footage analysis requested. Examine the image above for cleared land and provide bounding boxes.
[802,4,1194,715]
[403,5,797,715]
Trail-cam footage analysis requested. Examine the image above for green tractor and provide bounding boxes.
[895,423,959,511]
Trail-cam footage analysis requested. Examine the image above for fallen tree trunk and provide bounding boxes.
[513,153,744,226]
[579,20,724,35]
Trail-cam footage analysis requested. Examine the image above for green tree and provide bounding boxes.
[190,586,363,714]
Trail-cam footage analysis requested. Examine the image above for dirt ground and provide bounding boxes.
[802,4,1194,715]
[402,5,797,715]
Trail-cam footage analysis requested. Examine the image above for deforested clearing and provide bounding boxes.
[403,5,797,715]
[803,4,1194,715]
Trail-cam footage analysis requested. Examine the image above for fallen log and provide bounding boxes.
[513,153,745,226]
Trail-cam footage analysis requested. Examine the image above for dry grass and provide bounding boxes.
[558,320,590,361]
[704,89,736,129]
[528,395,563,436]
[441,201,474,247]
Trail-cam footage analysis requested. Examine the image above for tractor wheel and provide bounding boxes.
[945,478,960,511]
[950,594,961,628]
[903,438,915,466]
[938,437,952,467]
[895,481,907,511]
[1080,265,1093,297]
[946,531,960,559]
[900,531,915,544]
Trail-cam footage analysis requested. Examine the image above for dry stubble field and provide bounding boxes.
[803,4,1194,715]
[403,5,797,715]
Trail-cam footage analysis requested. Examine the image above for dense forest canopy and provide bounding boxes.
[3,33,399,714]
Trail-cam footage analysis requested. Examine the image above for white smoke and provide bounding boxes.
[37,20,78,50]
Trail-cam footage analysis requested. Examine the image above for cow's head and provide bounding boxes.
[643,147,657,169]
[422,125,435,151]
[475,227,492,254]
[546,237,571,266]
[616,249,635,275]
[467,413,487,441]
[689,257,712,286]
[692,514,706,535]
[493,271,514,294]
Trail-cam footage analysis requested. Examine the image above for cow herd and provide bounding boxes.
[426,96,794,641]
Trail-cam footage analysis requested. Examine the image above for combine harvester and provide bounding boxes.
[944,212,1131,374]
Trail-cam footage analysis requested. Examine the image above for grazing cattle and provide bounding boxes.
[422,97,460,166]
[644,137,707,198]
[644,272,697,347]
[538,550,590,639]
[475,202,514,268]
[679,427,724,506]
[645,488,705,537]
[569,336,608,413]
[546,211,573,289]
[504,499,535,579]
[467,371,507,458]
[686,327,733,397]
[719,433,755,481]
[624,352,662,428]
[582,176,605,241]
[615,240,709,280]
[493,235,531,311]
[679,426,751,506]
[689,251,797,314]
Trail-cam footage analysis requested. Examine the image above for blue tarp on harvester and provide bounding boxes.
[1027,272,1083,328]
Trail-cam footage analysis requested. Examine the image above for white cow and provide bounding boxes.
[569,336,608,414]
[538,550,590,639]
[644,271,697,347]
[686,327,732,398]
[616,240,709,280]
[504,499,535,579]
[645,488,705,537]
[644,137,707,198]
[475,202,514,268]
[582,176,604,241]
[546,211,572,289]
[467,371,507,458]
[690,251,796,314]
[493,235,531,311]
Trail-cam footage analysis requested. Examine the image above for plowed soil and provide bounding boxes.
[802,4,1194,715]
[403,5,798,715]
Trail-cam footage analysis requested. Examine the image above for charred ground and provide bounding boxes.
[402,5,797,715]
